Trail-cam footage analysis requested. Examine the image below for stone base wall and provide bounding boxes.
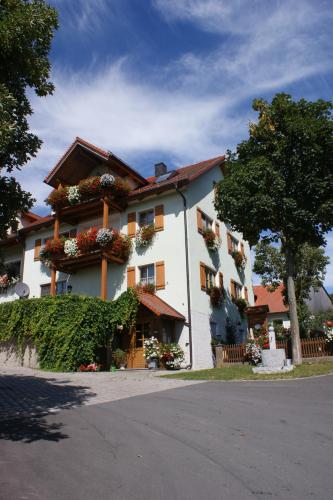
[0,341,38,369]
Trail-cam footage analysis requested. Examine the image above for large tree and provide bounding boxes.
[214,94,333,364]
[253,241,330,304]
[0,0,58,238]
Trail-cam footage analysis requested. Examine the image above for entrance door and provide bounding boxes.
[127,322,151,369]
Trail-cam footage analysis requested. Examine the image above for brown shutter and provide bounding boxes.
[240,242,245,256]
[127,267,136,288]
[219,272,223,289]
[34,239,42,260]
[197,208,203,232]
[155,205,164,231]
[69,228,77,238]
[155,261,165,290]
[127,212,136,237]
[200,262,206,290]
[230,280,236,300]
[215,221,220,238]
[227,233,233,254]
[244,286,249,302]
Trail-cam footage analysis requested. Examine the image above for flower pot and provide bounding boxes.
[119,364,126,370]
[148,358,158,369]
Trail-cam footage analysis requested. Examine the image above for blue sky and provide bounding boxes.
[16,0,333,291]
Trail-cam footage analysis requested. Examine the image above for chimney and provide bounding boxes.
[154,162,167,177]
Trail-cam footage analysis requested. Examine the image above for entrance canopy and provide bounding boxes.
[138,292,185,321]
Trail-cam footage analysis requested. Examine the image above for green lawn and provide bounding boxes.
[162,361,333,381]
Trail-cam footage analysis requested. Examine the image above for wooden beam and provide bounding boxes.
[50,215,60,297]
[102,197,109,227]
[101,257,107,300]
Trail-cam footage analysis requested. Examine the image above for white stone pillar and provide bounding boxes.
[268,325,276,350]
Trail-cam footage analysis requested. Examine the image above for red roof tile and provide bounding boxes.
[253,284,288,313]
[138,292,185,320]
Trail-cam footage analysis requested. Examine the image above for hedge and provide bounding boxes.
[0,289,139,371]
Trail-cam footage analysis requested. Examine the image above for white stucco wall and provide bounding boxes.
[186,165,254,369]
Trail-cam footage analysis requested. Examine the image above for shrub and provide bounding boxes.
[0,290,139,371]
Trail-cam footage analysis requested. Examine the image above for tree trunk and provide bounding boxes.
[285,247,302,365]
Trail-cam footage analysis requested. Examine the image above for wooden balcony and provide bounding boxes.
[58,196,126,225]
[53,248,126,274]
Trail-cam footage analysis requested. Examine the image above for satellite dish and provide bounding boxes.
[15,282,30,298]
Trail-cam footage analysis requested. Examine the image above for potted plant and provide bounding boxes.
[159,343,185,370]
[232,250,247,269]
[135,224,155,248]
[143,337,160,369]
[136,282,156,294]
[113,348,127,369]
[233,297,248,318]
[209,286,223,308]
[202,228,220,251]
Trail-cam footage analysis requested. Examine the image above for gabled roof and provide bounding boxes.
[130,155,225,199]
[138,292,185,320]
[253,284,288,314]
[44,137,148,188]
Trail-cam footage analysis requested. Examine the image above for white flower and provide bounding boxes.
[64,238,78,257]
[96,228,114,247]
[68,186,81,205]
[100,174,115,188]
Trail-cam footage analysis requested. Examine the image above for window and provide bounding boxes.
[40,281,67,297]
[227,233,239,254]
[231,280,242,300]
[140,264,155,285]
[139,210,154,227]
[205,267,215,290]
[201,212,213,231]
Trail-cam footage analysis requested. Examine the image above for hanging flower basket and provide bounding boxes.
[202,228,220,252]
[96,228,114,247]
[209,286,223,308]
[135,225,155,247]
[64,238,79,257]
[67,185,81,205]
[233,297,248,317]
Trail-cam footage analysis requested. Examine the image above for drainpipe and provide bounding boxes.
[174,183,193,369]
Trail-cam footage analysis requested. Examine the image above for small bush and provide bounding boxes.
[0,290,139,371]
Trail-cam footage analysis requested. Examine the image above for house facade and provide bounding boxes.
[0,138,254,369]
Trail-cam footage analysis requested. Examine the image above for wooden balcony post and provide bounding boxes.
[50,215,60,297]
[101,198,109,300]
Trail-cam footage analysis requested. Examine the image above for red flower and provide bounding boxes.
[77,227,99,253]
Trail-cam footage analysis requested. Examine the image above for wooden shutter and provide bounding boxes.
[127,267,136,288]
[155,205,164,231]
[219,272,223,289]
[230,280,236,300]
[155,261,165,290]
[244,286,249,301]
[34,239,42,260]
[227,233,233,254]
[240,242,245,256]
[197,208,203,232]
[127,212,136,237]
[215,221,220,238]
[200,262,206,290]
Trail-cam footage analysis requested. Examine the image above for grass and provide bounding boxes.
[162,360,333,381]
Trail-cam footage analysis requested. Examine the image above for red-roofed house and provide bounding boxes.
[0,137,255,369]
[253,284,290,328]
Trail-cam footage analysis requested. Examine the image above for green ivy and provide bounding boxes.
[0,289,139,371]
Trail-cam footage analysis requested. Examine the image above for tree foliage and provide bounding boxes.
[253,241,329,304]
[214,93,333,363]
[0,290,139,371]
[0,0,58,237]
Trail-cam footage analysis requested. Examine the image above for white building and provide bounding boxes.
[0,137,255,369]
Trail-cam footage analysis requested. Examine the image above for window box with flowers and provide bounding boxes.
[45,175,131,211]
[202,228,221,252]
[39,227,132,268]
[136,282,156,294]
[135,224,155,248]
[209,286,224,308]
[232,250,247,270]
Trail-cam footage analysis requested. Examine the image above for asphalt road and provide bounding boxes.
[1,375,333,500]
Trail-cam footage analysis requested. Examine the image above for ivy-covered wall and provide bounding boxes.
[0,290,139,371]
